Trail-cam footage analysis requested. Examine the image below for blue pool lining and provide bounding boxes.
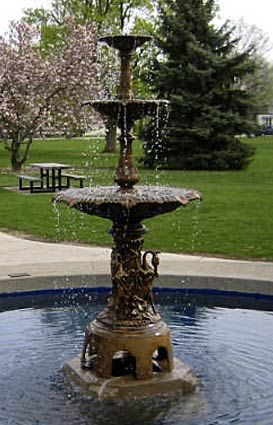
[1,286,273,300]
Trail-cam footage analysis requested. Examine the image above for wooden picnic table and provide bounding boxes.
[30,162,72,192]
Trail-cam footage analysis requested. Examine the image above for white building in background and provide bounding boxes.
[256,114,273,127]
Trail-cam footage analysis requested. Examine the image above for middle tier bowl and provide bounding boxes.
[55,186,201,224]
[82,99,169,126]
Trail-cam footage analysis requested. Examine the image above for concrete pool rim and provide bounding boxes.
[1,273,273,299]
[1,230,273,299]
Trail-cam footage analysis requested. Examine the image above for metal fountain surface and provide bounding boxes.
[54,35,200,399]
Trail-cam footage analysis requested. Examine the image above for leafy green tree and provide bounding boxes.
[231,19,273,118]
[142,0,256,170]
[243,58,273,119]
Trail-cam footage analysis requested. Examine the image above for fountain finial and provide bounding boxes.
[99,35,153,52]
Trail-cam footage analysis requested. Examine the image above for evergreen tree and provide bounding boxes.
[142,0,256,170]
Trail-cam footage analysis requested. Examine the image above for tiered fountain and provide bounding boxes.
[55,35,201,399]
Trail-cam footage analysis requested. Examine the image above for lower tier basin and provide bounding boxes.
[54,186,201,223]
[1,288,273,425]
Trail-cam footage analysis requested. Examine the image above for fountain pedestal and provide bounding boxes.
[55,34,200,399]
[80,222,174,382]
[83,319,173,380]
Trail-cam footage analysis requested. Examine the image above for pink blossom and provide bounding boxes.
[0,20,104,170]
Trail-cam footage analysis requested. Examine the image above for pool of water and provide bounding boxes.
[1,291,273,425]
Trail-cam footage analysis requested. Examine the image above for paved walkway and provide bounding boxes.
[1,230,273,286]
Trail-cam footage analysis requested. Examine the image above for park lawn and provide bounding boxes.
[0,136,272,260]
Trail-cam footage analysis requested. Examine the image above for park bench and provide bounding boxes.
[61,173,86,188]
[17,174,42,193]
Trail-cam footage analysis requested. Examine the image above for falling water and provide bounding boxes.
[81,139,96,187]
[52,201,61,242]
[97,38,119,99]
[98,378,117,401]
[191,200,202,251]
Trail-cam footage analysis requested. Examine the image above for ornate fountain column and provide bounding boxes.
[109,222,158,325]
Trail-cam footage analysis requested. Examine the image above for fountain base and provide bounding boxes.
[63,356,197,400]
[82,317,175,379]
[64,309,196,399]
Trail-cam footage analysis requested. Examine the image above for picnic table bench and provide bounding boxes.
[17,174,42,193]
[61,173,86,188]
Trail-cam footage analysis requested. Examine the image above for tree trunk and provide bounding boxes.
[10,137,32,171]
[10,139,22,171]
[103,118,117,153]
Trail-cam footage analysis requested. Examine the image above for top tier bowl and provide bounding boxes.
[99,35,153,52]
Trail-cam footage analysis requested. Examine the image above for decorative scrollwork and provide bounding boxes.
[109,230,160,325]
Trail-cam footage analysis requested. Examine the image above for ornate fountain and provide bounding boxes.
[55,35,200,399]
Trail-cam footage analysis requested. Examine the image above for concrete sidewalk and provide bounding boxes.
[0,230,111,279]
[1,230,273,285]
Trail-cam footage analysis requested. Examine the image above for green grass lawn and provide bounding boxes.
[0,136,273,261]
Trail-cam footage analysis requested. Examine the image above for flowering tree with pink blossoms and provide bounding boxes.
[0,20,102,171]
